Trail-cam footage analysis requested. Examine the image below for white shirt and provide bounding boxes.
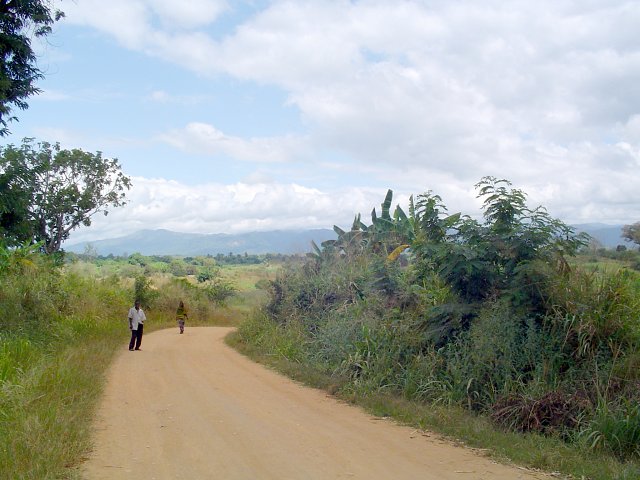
[128,307,147,330]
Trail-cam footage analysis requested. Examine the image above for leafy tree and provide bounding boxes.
[203,277,236,305]
[0,138,131,253]
[436,177,587,303]
[134,274,158,309]
[0,1,64,135]
[82,242,98,259]
[622,222,640,247]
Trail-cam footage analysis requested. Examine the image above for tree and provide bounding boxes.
[0,138,131,253]
[622,222,640,247]
[0,1,64,135]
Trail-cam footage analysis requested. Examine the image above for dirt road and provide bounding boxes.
[83,327,548,479]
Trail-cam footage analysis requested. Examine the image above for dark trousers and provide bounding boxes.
[129,324,144,350]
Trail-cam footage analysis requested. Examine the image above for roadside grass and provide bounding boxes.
[0,330,123,479]
[226,320,640,480]
[1,261,269,479]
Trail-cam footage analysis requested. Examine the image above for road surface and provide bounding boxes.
[82,327,548,479]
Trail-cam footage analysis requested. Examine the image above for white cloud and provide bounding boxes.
[37,89,71,101]
[56,0,640,227]
[145,90,215,105]
[148,90,170,102]
[30,127,85,146]
[66,177,388,243]
[60,0,150,48]
[158,122,308,163]
[147,0,228,29]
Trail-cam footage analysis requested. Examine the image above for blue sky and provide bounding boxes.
[4,0,640,244]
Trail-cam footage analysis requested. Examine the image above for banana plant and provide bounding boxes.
[369,189,416,254]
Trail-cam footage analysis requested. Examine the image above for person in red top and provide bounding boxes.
[128,300,147,351]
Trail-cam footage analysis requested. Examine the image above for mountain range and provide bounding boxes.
[572,223,630,249]
[65,229,337,256]
[64,223,630,257]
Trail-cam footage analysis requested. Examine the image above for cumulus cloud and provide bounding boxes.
[158,122,308,163]
[147,0,228,29]
[67,177,388,243]
[58,0,640,228]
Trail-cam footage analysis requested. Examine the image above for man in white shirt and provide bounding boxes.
[128,300,147,351]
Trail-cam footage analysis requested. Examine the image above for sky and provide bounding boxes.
[4,0,640,244]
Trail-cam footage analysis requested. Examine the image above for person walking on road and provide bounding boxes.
[176,300,188,334]
[128,300,146,351]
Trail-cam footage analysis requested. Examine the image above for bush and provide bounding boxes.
[543,268,640,364]
[440,301,543,409]
[237,311,307,362]
[203,278,236,306]
[580,400,640,458]
[133,275,159,309]
[237,179,640,466]
[0,246,67,336]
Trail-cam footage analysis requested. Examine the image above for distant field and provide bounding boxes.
[221,263,279,315]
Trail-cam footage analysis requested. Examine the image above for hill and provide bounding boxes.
[572,223,631,248]
[65,229,337,256]
[65,224,632,257]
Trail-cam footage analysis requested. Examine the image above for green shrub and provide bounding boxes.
[438,302,541,409]
[236,179,640,471]
[580,400,640,459]
[0,247,67,337]
[544,268,640,364]
[203,277,236,306]
[133,274,159,309]
[237,311,307,362]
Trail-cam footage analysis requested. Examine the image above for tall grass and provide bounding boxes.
[0,253,130,478]
[232,309,640,480]
[231,244,640,479]
[0,251,262,478]
[580,400,640,459]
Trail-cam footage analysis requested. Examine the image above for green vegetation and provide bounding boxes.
[0,245,274,478]
[622,222,640,248]
[0,138,131,253]
[2,168,638,478]
[232,177,640,480]
[0,1,64,135]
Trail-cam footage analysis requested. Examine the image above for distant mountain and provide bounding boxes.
[65,224,631,256]
[65,229,337,256]
[572,223,630,248]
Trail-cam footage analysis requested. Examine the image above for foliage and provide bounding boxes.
[580,400,640,458]
[418,177,587,304]
[202,277,236,306]
[0,242,262,477]
[543,268,640,366]
[133,274,159,309]
[241,177,640,465]
[0,138,131,253]
[197,265,220,283]
[0,242,65,334]
[236,310,307,363]
[0,0,64,135]
[622,222,640,247]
